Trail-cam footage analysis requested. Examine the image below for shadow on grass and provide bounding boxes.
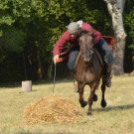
[18,89,38,94]
[93,104,134,112]
[16,132,76,134]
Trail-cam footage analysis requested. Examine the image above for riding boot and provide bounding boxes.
[105,64,112,87]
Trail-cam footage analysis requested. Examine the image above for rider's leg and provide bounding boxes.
[95,39,113,87]
[68,47,80,93]
[67,46,80,72]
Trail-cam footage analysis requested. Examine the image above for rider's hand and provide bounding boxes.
[53,54,60,65]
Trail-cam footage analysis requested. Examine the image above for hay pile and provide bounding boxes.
[23,94,82,125]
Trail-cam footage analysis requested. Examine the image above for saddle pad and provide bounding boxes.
[102,36,116,51]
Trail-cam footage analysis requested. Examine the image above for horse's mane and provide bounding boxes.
[77,28,94,38]
[79,30,89,35]
[76,30,89,39]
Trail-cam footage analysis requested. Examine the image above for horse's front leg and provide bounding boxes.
[88,81,98,115]
[78,82,87,107]
[101,78,107,108]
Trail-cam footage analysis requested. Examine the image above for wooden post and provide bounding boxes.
[21,80,32,93]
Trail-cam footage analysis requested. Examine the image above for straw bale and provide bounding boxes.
[23,94,82,125]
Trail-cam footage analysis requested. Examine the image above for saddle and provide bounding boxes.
[57,36,116,63]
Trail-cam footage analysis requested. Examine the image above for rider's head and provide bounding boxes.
[67,22,81,39]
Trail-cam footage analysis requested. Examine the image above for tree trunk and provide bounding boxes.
[36,43,42,81]
[103,0,127,75]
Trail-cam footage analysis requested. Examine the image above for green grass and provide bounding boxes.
[0,76,134,134]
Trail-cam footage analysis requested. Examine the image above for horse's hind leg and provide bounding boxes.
[93,80,100,102]
[78,82,87,107]
[101,78,107,108]
[88,81,98,115]
[93,94,98,101]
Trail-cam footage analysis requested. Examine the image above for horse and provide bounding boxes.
[73,28,107,115]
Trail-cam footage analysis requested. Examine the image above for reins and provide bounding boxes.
[93,47,104,68]
[74,51,81,71]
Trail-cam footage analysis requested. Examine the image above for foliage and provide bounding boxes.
[0,0,31,52]
[124,0,134,49]
[0,26,25,53]
[0,0,133,83]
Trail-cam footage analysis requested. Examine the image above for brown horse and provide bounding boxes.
[73,29,107,115]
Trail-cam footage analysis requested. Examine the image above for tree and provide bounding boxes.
[0,0,32,52]
[103,0,127,75]
[123,0,134,72]
[3,0,131,83]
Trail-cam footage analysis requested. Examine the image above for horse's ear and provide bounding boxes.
[89,28,94,35]
[76,29,82,38]
[77,29,81,35]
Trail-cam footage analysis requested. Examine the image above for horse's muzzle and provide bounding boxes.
[83,56,92,62]
[82,52,92,62]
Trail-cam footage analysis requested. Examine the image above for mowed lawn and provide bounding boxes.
[0,75,134,134]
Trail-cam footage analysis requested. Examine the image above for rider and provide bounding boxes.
[53,20,114,87]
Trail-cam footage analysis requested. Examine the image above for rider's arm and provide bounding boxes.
[53,54,60,65]
[53,30,70,64]
[93,30,101,44]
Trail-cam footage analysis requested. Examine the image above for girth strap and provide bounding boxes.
[93,48,104,68]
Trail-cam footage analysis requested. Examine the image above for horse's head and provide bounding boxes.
[78,28,94,62]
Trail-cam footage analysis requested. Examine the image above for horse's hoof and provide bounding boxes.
[81,101,87,107]
[101,100,107,108]
[93,94,98,101]
[87,112,92,116]
[79,101,87,107]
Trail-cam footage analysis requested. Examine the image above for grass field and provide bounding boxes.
[0,75,134,134]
